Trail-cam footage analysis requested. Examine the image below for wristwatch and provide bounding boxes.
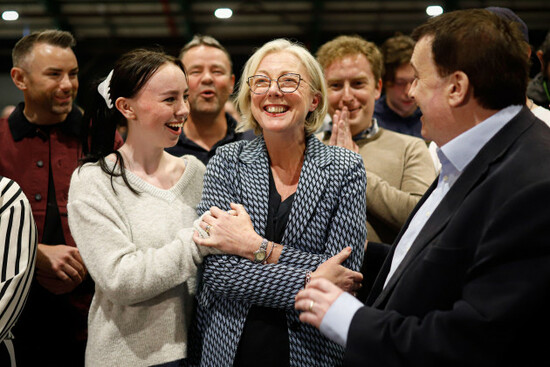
[253,238,269,263]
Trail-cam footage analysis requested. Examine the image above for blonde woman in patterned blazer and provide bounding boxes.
[191,39,367,367]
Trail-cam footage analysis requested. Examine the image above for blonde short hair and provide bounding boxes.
[235,39,327,136]
[316,35,384,82]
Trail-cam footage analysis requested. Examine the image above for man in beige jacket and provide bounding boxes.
[317,35,436,246]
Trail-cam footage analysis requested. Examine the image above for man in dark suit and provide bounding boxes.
[295,9,550,366]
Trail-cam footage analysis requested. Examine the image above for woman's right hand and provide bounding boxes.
[311,247,363,294]
[193,203,262,260]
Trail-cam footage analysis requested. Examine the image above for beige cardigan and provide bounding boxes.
[320,127,436,243]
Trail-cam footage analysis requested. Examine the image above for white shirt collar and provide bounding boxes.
[439,105,522,173]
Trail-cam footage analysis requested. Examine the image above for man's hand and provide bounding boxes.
[312,247,363,294]
[329,107,359,153]
[35,243,87,294]
[295,278,343,329]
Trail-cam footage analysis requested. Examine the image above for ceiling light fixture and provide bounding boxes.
[426,5,443,17]
[214,8,233,19]
[2,10,19,21]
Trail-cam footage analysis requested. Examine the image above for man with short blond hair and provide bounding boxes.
[316,35,435,247]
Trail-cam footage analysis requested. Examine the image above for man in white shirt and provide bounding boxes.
[295,9,550,367]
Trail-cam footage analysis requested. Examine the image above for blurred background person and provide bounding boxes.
[485,7,550,125]
[316,35,436,299]
[374,34,423,139]
[166,35,253,165]
[528,30,550,110]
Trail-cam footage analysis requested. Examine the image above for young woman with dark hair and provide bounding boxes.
[67,49,227,367]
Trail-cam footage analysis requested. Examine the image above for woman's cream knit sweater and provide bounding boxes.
[68,155,210,366]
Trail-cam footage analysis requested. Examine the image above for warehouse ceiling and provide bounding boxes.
[2,0,549,41]
[0,1,549,84]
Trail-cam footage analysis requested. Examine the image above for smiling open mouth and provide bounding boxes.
[265,106,289,113]
[166,122,183,131]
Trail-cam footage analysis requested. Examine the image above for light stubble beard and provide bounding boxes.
[190,96,223,116]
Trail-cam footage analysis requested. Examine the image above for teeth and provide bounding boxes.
[166,122,184,128]
[265,106,287,113]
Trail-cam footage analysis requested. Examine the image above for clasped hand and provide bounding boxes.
[35,243,88,294]
[329,106,359,153]
[193,203,262,259]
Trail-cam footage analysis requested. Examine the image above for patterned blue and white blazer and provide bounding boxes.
[191,134,367,367]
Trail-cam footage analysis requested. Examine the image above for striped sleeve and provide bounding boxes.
[0,176,37,342]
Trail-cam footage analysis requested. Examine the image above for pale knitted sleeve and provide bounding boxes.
[67,165,204,306]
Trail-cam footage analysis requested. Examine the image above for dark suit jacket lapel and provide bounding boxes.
[372,107,536,308]
[366,179,437,306]
[239,137,270,236]
[282,135,332,248]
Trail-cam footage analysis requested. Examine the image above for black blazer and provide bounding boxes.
[345,107,550,367]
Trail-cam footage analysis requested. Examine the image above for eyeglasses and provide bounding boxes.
[247,73,307,95]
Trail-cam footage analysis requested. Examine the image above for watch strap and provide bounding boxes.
[253,238,269,263]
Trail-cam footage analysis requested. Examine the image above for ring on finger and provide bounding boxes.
[205,224,212,236]
[308,300,315,312]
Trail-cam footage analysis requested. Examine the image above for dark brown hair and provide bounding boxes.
[380,34,415,83]
[82,49,186,194]
[411,9,528,110]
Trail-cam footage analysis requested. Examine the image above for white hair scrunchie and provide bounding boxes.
[97,70,114,109]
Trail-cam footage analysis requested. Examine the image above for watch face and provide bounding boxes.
[255,251,266,262]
